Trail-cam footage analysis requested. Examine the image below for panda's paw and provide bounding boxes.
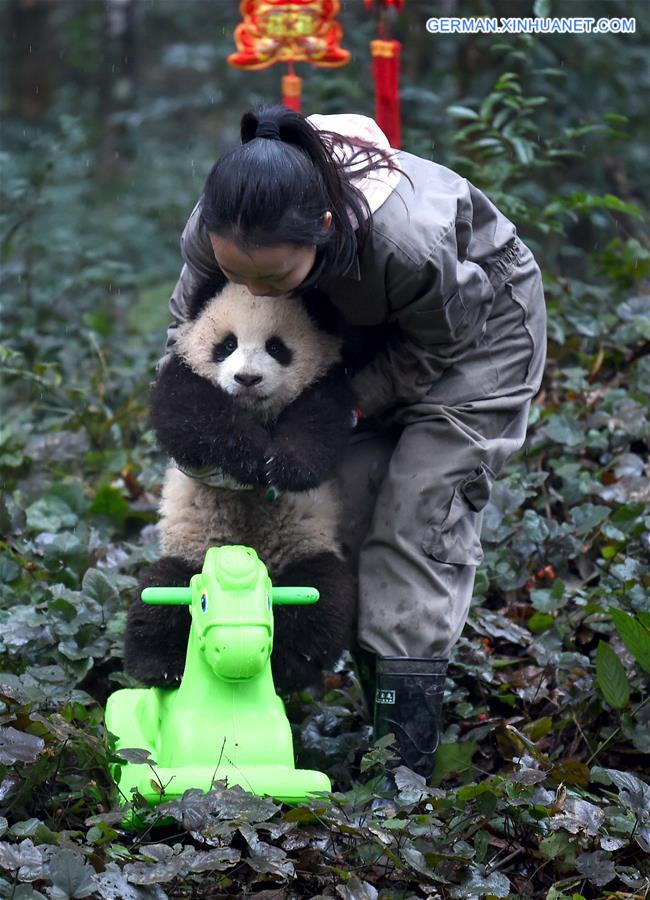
[184,426,269,487]
[264,452,317,493]
[219,456,267,489]
[123,643,185,687]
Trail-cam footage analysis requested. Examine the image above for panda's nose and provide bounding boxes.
[234,373,263,388]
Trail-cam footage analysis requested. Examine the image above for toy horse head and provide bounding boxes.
[192,545,271,680]
[142,545,318,682]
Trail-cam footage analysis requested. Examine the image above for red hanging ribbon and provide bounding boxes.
[371,38,401,148]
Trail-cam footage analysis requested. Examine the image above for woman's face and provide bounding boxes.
[209,212,332,297]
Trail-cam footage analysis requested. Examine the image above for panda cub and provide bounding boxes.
[124,278,357,692]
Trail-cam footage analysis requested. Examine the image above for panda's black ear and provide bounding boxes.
[299,288,341,336]
[186,269,229,320]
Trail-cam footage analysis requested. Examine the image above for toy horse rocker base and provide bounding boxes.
[105,545,331,806]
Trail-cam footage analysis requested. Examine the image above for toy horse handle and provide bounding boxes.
[141,586,319,605]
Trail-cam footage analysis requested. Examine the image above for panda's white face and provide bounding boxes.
[176,283,341,420]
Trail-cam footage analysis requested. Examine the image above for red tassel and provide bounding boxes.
[371,39,401,148]
[282,73,302,112]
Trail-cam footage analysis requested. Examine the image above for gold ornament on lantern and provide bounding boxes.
[228,0,350,110]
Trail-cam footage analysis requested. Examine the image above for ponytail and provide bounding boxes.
[200,105,404,291]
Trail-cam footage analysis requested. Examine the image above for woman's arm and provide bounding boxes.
[350,218,496,418]
[162,201,223,365]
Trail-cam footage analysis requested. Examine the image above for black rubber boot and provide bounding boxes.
[373,656,447,779]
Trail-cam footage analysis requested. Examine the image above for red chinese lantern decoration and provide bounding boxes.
[228,0,350,111]
[364,0,403,148]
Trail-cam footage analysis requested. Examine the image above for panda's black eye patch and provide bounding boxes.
[213,333,238,363]
[265,336,293,366]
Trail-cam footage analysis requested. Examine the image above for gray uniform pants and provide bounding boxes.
[337,237,547,659]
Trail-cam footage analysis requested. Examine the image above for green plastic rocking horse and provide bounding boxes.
[105,545,331,807]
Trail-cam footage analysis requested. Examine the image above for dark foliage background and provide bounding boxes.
[0,0,648,897]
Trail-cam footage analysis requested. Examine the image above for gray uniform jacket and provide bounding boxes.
[165,149,526,419]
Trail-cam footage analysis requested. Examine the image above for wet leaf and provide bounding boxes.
[85,807,136,827]
[599,767,650,818]
[609,607,650,673]
[159,783,279,831]
[431,740,478,785]
[48,849,97,899]
[570,502,610,535]
[399,845,435,878]
[95,863,165,899]
[394,765,428,803]
[595,641,629,709]
[81,567,120,607]
[472,609,530,644]
[550,798,605,836]
[635,826,650,854]
[539,831,576,863]
[545,413,584,446]
[89,484,131,528]
[0,727,45,765]
[116,748,157,766]
[8,817,58,844]
[239,824,294,880]
[360,732,398,772]
[187,847,240,872]
[124,856,183,885]
[575,850,616,886]
[522,509,551,542]
[600,835,627,850]
[617,294,650,321]
[0,839,44,880]
[337,875,379,899]
[451,865,511,898]
[509,755,548,785]
[25,497,78,533]
[527,611,554,633]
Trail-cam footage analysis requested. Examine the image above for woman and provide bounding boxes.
[161,105,547,778]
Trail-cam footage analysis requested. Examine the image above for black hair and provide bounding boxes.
[199,105,407,292]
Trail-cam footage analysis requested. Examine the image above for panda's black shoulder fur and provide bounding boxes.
[186,269,229,321]
[300,289,392,373]
[299,288,341,336]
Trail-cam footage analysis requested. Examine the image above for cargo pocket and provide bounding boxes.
[421,463,494,566]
